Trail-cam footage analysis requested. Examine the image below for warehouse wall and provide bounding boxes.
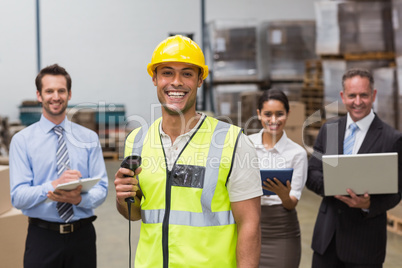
[0,0,316,127]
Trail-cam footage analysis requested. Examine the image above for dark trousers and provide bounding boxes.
[24,222,96,268]
[312,235,382,268]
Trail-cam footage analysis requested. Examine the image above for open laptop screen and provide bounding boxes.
[322,152,398,196]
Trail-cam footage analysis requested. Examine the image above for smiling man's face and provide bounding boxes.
[340,75,377,122]
[153,62,203,116]
[37,74,71,124]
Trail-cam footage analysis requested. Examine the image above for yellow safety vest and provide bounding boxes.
[124,116,242,268]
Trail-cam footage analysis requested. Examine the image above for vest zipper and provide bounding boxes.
[162,169,172,268]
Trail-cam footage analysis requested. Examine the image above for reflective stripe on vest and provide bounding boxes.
[131,126,145,156]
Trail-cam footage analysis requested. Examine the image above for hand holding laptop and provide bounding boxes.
[334,189,371,209]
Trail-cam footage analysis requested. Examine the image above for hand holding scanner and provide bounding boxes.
[120,155,142,203]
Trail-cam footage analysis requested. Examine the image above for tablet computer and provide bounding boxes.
[55,177,101,192]
[260,168,294,195]
[323,152,398,196]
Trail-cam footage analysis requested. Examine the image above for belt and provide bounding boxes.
[28,216,97,234]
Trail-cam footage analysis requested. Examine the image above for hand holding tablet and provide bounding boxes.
[260,168,294,195]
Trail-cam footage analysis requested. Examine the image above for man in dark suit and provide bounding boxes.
[307,68,402,268]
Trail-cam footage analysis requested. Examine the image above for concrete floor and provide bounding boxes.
[94,160,402,268]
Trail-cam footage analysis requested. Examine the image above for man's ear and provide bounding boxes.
[36,90,42,103]
[340,90,346,105]
[197,78,203,88]
[152,73,157,86]
[197,71,204,88]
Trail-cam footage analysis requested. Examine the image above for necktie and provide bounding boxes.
[54,126,74,223]
[343,123,358,155]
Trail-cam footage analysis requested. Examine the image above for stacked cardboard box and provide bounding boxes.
[0,208,28,268]
[373,67,398,129]
[0,166,12,215]
[270,82,304,102]
[0,165,28,268]
[239,91,263,135]
[315,1,393,55]
[263,20,317,81]
[207,20,269,82]
[394,0,402,132]
[396,57,402,132]
[67,107,97,132]
[394,0,402,57]
[213,84,259,126]
[285,102,306,147]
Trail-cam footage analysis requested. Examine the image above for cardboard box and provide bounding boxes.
[240,90,263,134]
[214,84,259,117]
[287,102,306,127]
[284,125,304,147]
[0,208,28,268]
[0,165,12,215]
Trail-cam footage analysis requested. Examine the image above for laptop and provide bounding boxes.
[322,152,398,196]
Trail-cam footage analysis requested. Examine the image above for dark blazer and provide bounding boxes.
[306,114,402,264]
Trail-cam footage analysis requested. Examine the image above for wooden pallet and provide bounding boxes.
[304,60,323,88]
[320,51,395,61]
[302,86,324,95]
[344,51,395,61]
[302,60,325,123]
[387,204,402,236]
[103,151,119,161]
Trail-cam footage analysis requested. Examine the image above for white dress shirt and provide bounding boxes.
[345,110,375,154]
[248,129,308,206]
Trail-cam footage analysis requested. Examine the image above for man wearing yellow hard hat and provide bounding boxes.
[115,35,262,267]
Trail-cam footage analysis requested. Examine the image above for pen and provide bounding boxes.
[61,162,71,171]
[61,162,81,182]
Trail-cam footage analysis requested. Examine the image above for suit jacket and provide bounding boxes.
[306,114,402,264]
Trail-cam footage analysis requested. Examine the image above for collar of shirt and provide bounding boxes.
[159,113,206,147]
[39,114,69,134]
[345,110,375,154]
[256,128,288,154]
[345,109,375,135]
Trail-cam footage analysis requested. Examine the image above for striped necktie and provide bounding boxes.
[343,123,359,155]
[54,126,74,223]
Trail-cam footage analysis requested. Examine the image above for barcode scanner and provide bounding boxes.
[120,155,142,268]
[120,155,142,204]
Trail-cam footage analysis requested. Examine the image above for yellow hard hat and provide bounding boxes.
[147,35,209,80]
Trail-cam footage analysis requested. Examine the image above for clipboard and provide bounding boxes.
[55,177,101,192]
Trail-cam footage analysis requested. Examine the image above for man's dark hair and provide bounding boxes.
[342,68,374,91]
[35,64,72,92]
[258,89,290,113]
